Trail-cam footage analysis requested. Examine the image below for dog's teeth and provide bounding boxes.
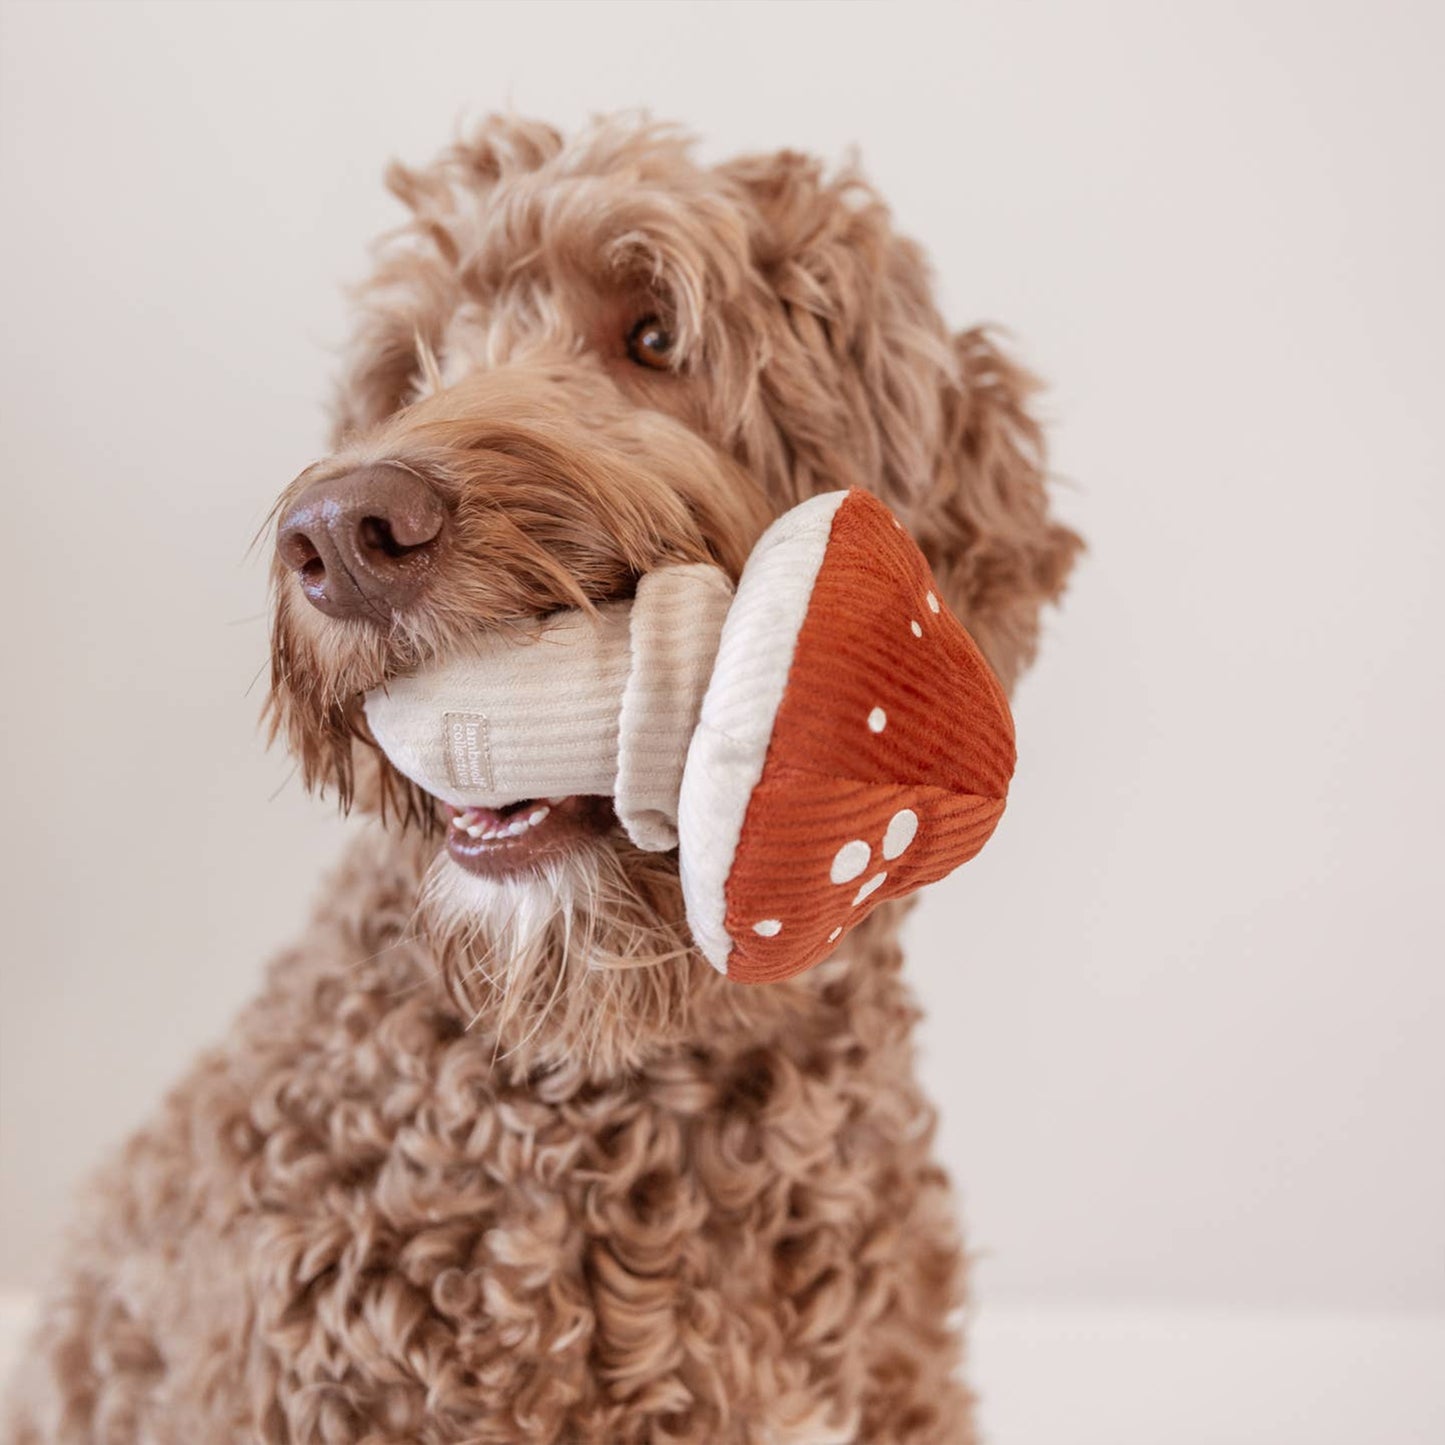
[453,802,551,842]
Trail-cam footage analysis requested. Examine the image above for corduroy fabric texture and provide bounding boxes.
[617,566,736,850]
[719,489,1016,984]
[361,567,735,851]
[362,606,633,810]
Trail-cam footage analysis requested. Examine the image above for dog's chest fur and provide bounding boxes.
[37,827,967,1442]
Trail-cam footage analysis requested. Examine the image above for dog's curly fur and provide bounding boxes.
[4,116,1079,1444]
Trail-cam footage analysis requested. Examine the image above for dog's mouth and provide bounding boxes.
[442,794,617,878]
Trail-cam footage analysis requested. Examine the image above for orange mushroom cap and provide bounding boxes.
[678,489,1015,983]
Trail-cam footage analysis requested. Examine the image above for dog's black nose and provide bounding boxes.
[276,464,447,621]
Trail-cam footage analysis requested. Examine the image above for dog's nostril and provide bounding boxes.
[359,514,427,561]
[276,525,320,574]
[299,555,326,585]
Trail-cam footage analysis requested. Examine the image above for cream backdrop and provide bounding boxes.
[2,0,1441,1337]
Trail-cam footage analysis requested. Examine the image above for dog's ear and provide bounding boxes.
[916,327,1083,692]
[330,116,565,444]
[720,149,1081,690]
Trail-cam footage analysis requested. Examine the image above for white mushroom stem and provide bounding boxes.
[362,564,734,851]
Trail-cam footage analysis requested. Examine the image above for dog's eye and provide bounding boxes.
[626,316,675,370]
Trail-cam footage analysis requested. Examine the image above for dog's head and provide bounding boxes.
[267,116,1080,1069]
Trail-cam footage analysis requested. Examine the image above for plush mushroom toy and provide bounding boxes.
[364,490,1015,984]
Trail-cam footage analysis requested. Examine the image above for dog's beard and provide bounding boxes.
[415,839,705,1074]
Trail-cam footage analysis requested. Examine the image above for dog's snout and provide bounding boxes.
[276,464,446,620]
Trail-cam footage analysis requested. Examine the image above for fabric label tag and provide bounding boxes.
[443,712,493,792]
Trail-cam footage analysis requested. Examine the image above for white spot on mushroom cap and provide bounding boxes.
[867,707,887,733]
[926,590,940,613]
[852,872,886,906]
[827,927,842,943]
[752,919,781,937]
[830,839,870,884]
[910,619,923,638]
[882,809,918,860]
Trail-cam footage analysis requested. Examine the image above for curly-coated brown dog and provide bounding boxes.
[4,116,1079,1444]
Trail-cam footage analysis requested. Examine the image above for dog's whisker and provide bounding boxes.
[493,931,571,1065]
[351,926,432,981]
[266,762,300,803]
[244,655,272,699]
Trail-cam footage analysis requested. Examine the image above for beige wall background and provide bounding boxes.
[1,0,1441,1320]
